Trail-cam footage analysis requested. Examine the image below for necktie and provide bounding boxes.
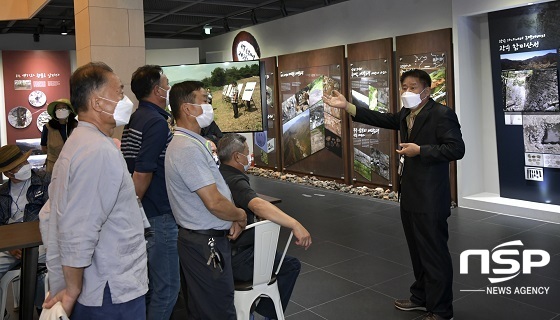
[408,114,416,135]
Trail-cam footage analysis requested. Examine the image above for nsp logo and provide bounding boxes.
[460,240,550,283]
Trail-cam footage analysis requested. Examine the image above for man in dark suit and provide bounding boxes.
[323,69,464,320]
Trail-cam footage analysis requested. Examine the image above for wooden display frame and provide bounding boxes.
[346,38,398,190]
[395,28,458,204]
[277,46,348,184]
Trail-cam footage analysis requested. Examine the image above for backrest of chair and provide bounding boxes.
[275,231,293,276]
[250,220,281,286]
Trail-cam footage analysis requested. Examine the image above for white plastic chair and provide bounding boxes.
[1,267,49,316]
[0,269,21,317]
[234,220,293,320]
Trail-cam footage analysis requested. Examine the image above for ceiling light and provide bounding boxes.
[60,21,68,36]
[203,24,212,35]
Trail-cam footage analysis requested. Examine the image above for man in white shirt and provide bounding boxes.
[43,62,148,319]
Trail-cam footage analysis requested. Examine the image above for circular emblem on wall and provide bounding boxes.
[8,106,32,129]
[232,31,260,61]
[37,110,51,132]
[28,90,47,107]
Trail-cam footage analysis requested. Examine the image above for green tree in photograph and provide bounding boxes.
[210,67,226,86]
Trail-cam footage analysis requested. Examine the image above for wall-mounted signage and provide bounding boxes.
[232,31,260,61]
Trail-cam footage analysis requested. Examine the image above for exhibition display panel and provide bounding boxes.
[1,50,71,168]
[347,38,397,188]
[277,46,348,183]
[489,1,560,205]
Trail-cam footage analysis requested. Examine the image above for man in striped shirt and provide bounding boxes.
[120,65,179,320]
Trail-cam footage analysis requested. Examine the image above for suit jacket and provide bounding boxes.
[353,98,465,213]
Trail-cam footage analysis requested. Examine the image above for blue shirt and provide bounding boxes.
[121,101,173,218]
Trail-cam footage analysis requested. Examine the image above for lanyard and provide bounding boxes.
[174,128,214,159]
[11,179,28,216]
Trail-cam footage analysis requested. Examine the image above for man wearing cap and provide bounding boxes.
[0,144,50,300]
[40,99,78,173]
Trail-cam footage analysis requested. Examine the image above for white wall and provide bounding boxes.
[452,0,560,223]
[146,48,199,66]
[200,0,453,60]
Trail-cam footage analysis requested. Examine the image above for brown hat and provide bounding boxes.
[47,98,75,119]
[0,145,32,172]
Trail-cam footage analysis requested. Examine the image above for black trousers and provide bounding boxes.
[232,103,239,117]
[400,207,454,319]
[177,228,236,320]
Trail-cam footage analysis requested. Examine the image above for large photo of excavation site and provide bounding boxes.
[281,72,342,167]
[282,109,311,167]
[501,49,559,112]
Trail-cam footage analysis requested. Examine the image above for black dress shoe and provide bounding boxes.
[394,299,427,311]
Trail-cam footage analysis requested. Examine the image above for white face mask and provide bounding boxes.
[55,108,70,119]
[98,95,134,126]
[158,85,170,107]
[14,164,32,181]
[236,152,251,172]
[401,88,427,109]
[189,103,214,128]
[212,153,220,166]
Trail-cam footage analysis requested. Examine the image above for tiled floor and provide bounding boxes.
[240,175,560,320]
[6,175,559,320]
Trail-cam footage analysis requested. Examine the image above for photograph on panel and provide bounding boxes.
[523,114,560,154]
[309,103,325,130]
[351,87,389,113]
[324,129,342,157]
[399,52,447,105]
[354,147,372,181]
[371,147,390,180]
[324,112,342,137]
[501,49,558,112]
[310,125,325,155]
[323,75,342,119]
[282,94,297,123]
[282,109,311,166]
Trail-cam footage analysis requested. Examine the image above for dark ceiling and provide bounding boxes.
[0,0,348,41]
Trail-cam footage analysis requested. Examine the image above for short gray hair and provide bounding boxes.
[217,133,246,163]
